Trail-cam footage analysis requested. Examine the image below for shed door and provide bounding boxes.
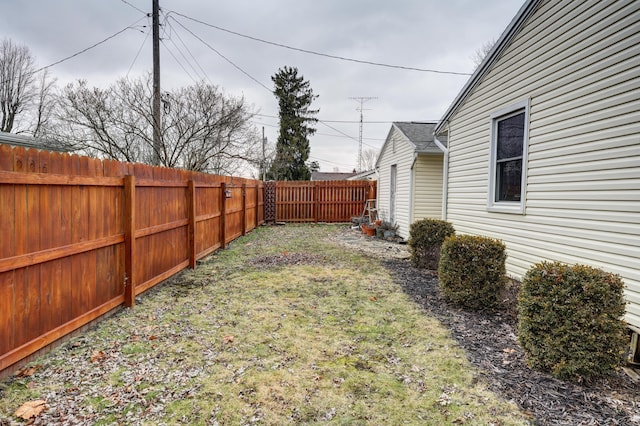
[390,164,397,223]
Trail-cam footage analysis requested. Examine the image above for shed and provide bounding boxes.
[375,122,444,239]
[433,0,640,333]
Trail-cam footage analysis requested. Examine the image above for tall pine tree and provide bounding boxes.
[268,66,318,180]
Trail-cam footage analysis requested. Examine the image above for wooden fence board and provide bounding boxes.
[0,146,264,374]
[0,146,369,374]
[273,180,376,223]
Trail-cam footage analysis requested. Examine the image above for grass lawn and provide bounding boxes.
[0,225,531,425]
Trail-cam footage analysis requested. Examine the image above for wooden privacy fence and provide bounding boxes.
[272,180,376,223]
[0,145,263,373]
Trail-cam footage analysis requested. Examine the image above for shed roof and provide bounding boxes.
[393,122,441,153]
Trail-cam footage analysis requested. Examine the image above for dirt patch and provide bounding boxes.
[250,252,327,268]
[330,227,639,425]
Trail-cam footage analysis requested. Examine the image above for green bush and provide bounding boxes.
[517,261,627,381]
[408,218,455,269]
[438,234,507,311]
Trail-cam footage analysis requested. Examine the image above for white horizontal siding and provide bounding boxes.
[445,0,640,331]
[412,154,444,223]
[376,127,415,239]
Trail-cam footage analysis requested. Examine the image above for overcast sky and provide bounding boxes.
[2,0,526,176]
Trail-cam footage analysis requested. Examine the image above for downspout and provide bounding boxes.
[433,123,449,221]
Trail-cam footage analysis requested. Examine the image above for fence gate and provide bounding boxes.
[264,181,276,222]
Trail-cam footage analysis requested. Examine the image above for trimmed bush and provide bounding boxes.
[518,261,627,381]
[438,234,507,311]
[408,218,455,269]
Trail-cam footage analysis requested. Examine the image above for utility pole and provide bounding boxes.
[349,96,377,172]
[152,0,162,165]
[262,126,266,181]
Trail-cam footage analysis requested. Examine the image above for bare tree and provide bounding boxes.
[471,38,496,69]
[0,38,36,133]
[23,69,57,137]
[57,75,262,174]
[360,148,378,171]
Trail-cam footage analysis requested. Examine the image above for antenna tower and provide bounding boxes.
[349,96,377,172]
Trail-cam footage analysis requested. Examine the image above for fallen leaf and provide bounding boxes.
[149,335,158,341]
[90,350,106,363]
[16,365,40,377]
[14,400,48,419]
[223,335,235,344]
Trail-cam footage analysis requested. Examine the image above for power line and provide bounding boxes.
[126,23,151,78]
[29,17,147,78]
[164,16,213,84]
[253,112,438,124]
[168,15,272,92]
[161,39,199,84]
[251,120,384,143]
[120,0,147,15]
[161,17,205,83]
[167,10,472,76]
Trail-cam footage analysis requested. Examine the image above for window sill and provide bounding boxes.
[487,203,525,215]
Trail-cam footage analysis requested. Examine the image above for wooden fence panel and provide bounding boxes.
[274,180,376,223]
[0,146,263,374]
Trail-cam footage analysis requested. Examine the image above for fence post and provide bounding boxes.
[124,175,135,308]
[241,183,247,236]
[220,182,227,249]
[187,180,196,268]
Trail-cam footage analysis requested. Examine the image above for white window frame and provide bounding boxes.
[487,99,529,214]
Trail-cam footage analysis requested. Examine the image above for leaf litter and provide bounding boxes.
[1,224,634,425]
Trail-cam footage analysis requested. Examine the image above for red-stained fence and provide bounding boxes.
[0,145,263,374]
[273,180,376,223]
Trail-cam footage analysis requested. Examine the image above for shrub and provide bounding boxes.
[408,218,455,269]
[517,261,627,381]
[438,234,507,311]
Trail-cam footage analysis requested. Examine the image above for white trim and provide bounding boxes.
[434,132,449,221]
[487,99,530,214]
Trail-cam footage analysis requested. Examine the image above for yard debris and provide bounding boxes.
[89,350,107,363]
[15,365,40,377]
[14,400,48,420]
[250,252,327,268]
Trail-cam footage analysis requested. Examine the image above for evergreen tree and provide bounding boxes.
[267,66,318,180]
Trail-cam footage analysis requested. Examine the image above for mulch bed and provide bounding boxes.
[381,258,639,426]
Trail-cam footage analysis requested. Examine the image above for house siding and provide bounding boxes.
[412,155,444,222]
[445,0,640,330]
[376,127,415,239]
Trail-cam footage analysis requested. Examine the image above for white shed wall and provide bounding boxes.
[377,127,415,239]
[445,0,640,330]
[411,154,444,223]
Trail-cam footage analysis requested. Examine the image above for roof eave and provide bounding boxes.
[434,0,542,135]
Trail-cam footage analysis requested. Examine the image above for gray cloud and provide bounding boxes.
[1,0,524,173]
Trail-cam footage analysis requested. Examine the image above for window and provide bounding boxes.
[488,100,529,213]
